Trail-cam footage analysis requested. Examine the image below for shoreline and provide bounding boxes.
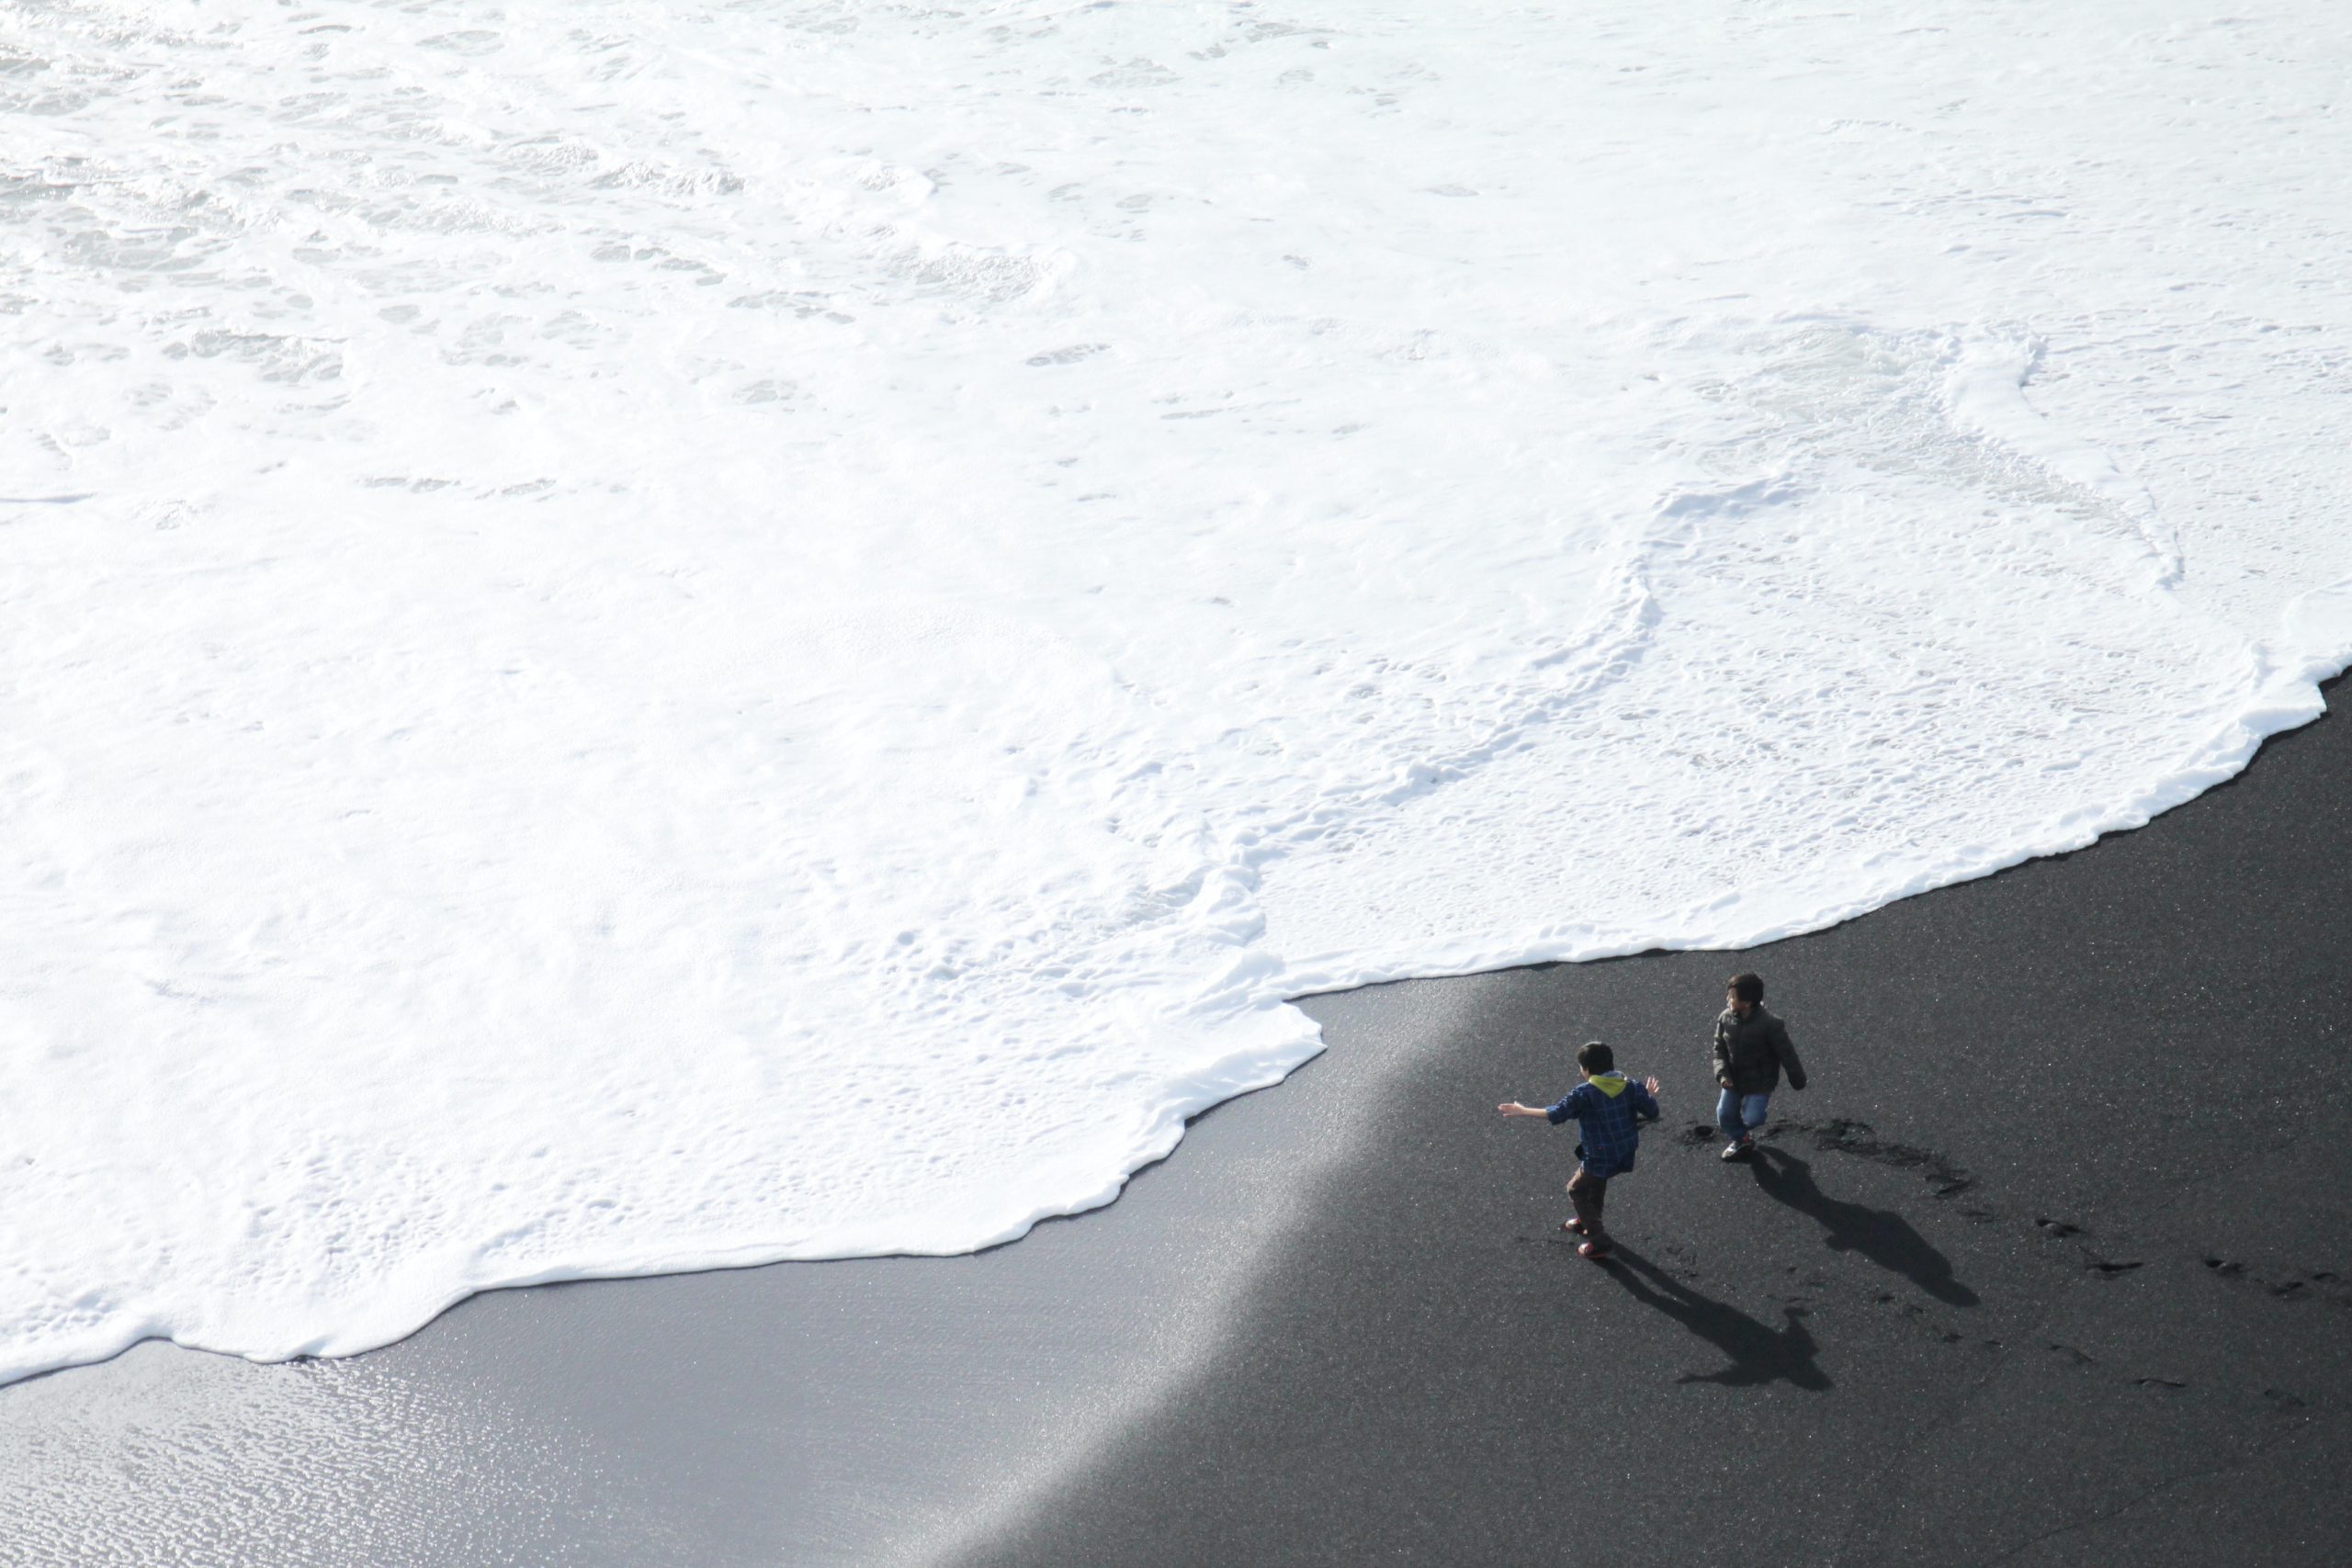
[963,671,2352,1566]
[2,676,2346,1565]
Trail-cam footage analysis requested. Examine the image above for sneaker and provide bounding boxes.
[1561,1216,1589,1235]
[1577,1238,1614,1261]
[1720,1138,1754,1161]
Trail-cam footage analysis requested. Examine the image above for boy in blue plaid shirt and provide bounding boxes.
[1498,1041,1662,1260]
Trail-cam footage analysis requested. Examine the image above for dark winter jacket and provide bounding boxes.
[1712,1005,1805,1095]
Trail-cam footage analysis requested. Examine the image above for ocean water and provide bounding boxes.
[5,0,2350,1384]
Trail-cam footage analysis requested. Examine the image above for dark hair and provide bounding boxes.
[1576,1041,1615,1075]
[1728,972,1764,1004]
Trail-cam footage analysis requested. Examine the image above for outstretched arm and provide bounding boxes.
[1498,1100,1547,1118]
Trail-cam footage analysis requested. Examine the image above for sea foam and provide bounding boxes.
[4,0,2350,1383]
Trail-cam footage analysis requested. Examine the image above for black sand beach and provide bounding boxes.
[965,679,2352,1568]
[6,679,2347,1566]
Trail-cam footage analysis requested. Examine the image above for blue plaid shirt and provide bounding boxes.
[1546,1073,1660,1179]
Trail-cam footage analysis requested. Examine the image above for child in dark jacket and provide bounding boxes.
[1498,1041,1662,1260]
[1713,971,1806,1161]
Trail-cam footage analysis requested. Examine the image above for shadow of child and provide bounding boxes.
[1749,1146,1979,1307]
[1600,1247,1833,1391]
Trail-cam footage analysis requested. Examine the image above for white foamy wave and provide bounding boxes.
[4,1,2350,1383]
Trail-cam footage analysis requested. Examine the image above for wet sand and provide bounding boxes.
[4,679,2347,1566]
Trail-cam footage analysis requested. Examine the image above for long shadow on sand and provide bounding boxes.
[1600,1247,1833,1391]
[1750,1146,1978,1306]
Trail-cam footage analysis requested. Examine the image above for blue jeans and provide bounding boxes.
[1718,1089,1771,1145]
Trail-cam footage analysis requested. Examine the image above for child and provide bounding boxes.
[1712,971,1805,1161]
[1498,1041,1662,1260]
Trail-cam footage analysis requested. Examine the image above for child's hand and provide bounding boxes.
[1644,1076,1661,1095]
